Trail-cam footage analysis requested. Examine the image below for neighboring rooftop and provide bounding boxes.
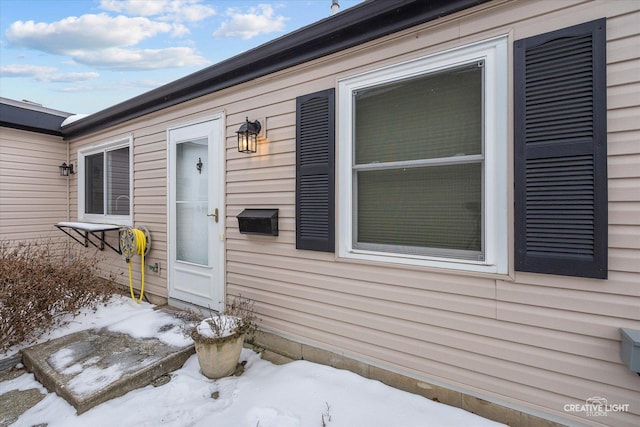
[0,97,73,136]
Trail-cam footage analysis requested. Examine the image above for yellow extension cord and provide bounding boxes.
[126,228,147,304]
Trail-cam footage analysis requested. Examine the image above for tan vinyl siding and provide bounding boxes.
[64,1,640,425]
[0,127,68,243]
[224,2,640,426]
[66,124,169,299]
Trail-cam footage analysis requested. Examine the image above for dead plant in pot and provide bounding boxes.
[190,296,257,379]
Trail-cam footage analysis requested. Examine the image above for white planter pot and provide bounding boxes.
[193,333,244,379]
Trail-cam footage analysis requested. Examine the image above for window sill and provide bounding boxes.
[338,248,510,279]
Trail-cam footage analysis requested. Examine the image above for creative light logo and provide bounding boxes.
[564,396,630,417]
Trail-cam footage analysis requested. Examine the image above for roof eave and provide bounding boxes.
[0,122,65,137]
[0,100,71,137]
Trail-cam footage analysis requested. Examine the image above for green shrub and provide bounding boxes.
[0,239,117,353]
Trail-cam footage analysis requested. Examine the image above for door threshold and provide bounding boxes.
[169,298,220,317]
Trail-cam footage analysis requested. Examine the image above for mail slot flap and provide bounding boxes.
[237,209,278,236]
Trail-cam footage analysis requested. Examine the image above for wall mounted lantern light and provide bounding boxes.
[59,162,75,176]
[237,117,261,154]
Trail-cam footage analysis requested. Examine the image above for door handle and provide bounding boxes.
[207,208,219,223]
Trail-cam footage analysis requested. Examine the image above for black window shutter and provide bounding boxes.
[514,19,607,279]
[296,89,335,252]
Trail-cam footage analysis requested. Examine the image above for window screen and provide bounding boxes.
[353,62,484,260]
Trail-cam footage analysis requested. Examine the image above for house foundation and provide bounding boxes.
[249,329,566,427]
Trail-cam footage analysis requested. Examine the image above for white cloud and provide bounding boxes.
[213,4,287,40]
[52,77,162,93]
[5,14,172,53]
[47,72,100,83]
[99,0,216,22]
[0,64,99,82]
[99,0,171,16]
[53,85,96,93]
[69,47,210,70]
[0,64,57,78]
[4,13,208,71]
[171,1,216,22]
[171,23,191,37]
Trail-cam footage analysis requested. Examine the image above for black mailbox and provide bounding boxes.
[237,209,279,236]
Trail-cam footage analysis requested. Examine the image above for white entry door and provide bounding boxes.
[168,116,224,311]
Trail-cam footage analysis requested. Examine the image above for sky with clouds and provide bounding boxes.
[0,0,362,114]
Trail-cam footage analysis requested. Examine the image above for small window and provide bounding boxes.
[78,137,132,224]
[338,37,508,274]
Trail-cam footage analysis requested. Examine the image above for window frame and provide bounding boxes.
[78,135,133,226]
[337,36,509,274]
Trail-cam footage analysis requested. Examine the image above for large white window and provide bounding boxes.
[78,136,132,225]
[338,36,508,274]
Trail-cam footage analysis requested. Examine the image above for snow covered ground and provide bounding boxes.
[2,296,504,427]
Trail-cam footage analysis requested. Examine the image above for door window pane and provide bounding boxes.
[176,202,208,265]
[176,139,209,265]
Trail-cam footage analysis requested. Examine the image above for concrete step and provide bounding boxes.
[21,328,194,414]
